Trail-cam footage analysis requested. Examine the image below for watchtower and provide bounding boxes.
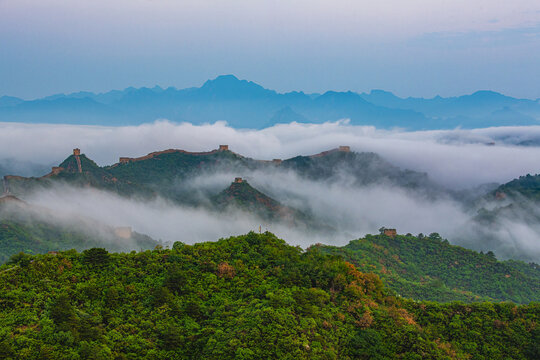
[114,227,133,239]
[384,228,397,237]
[73,148,81,156]
[119,157,131,164]
[219,145,229,151]
[338,146,350,152]
[234,177,243,183]
[272,159,282,165]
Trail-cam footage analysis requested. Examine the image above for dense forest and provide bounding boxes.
[321,233,540,304]
[0,232,538,359]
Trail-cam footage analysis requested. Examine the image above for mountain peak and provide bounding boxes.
[369,89,395,96]
[467,90,509,101]
[213,178,286,219]
[200,75,275,99]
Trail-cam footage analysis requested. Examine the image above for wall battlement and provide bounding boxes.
[51,167,64,175]
[116,146,235,166]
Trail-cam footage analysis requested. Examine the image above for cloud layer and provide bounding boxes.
[2,120,540,261]
[2,120,540,188]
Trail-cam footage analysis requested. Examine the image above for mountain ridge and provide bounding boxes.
[2,75,538,129]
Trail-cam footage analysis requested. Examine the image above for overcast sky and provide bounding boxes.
[1,0,539,99]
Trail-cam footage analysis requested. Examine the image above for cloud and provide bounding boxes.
[2,120,540,261]
[20,168,540,262]
[22,184,336,249]
[2,120,540,188]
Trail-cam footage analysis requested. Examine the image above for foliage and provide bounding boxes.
[320,233,540,304]
[81,248,110,267]
[0,232,538,359]
[494,173,540,201]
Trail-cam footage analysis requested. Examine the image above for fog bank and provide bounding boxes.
[2,120,540,188]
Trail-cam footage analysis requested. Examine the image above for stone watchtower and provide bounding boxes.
[73,148,82,173]
[384,228,397,237]
[234,177,243,183]
[338,146,350,152]
[219,145,229,151]
[114,227,133,239]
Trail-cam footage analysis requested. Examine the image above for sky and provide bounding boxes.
[0,0,539,99]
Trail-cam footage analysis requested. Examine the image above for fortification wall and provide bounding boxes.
[310,146,351,158]
[310,149,339,158]
[113,146,245,166]
[42,167,64,178]
[3,175,26,181]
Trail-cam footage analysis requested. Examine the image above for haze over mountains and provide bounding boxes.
[1,75,539,129]
[2,145,540,263]
[2,144,540,307]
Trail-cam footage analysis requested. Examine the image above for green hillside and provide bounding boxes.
[4,147,436,203]
[492,173,540,201]
[5,154,153,199]
[321,232,540,304]
[0,198,158,263]
[281,150,432,189]
[212,179,334,232]
[105,149,249,184]
[0,232,538,359]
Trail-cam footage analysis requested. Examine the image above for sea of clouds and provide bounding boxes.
[2,119,540,188]
[2,120,540,261]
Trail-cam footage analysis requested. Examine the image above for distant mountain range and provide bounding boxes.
[1,75,539,129]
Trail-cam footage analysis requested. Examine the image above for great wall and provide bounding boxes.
[113,144,351,167]
[1,145,354,191]
[309,146,350,158]
[114,145,234,167]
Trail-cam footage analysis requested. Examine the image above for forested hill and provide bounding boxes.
[211,179,332,231]
[0,232,538,359]
[4,147,439,202]
[0,196,159,263]
[491,173,540,201]
[212,179,299,221]
[320,232,540,304]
